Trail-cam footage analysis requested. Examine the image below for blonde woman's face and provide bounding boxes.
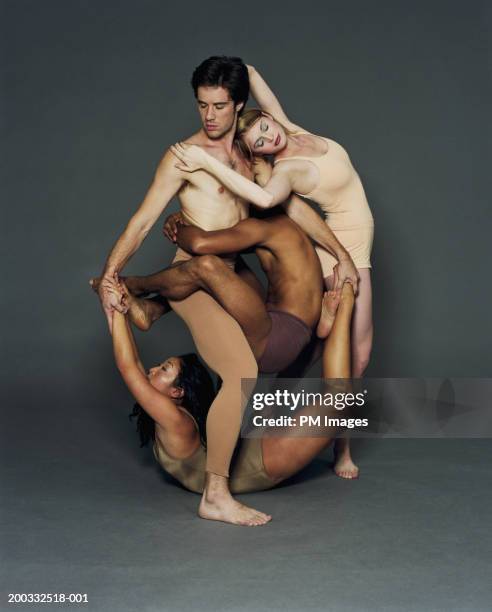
[243,116,287,156]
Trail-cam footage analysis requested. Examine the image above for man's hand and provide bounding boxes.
[332,257,360,294]
[90,274,128,333]
[162,211,185,243]
[170,143,208,173]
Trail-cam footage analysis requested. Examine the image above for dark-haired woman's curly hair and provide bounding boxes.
[129,353,216,449]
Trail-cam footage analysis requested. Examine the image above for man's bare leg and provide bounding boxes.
[123,255,272,360]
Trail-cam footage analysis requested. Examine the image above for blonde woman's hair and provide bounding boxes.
[235,108,293,161]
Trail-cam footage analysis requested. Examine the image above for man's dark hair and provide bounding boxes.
[191,56,249,107]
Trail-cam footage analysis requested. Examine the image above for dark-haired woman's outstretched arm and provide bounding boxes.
[112,309,183,431]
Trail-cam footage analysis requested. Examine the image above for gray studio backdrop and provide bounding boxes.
[2,0,491,442]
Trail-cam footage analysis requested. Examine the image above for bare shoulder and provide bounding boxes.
[252,156,273,186]
[182,130,212,149]
[252,156,272,171]
[155,135,199,182]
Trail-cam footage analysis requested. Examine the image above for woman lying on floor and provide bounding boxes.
[107,276,355,526]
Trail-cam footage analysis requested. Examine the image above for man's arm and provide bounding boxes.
[98,150,186,330]
[176,219,270,255]
[282,196,360,292]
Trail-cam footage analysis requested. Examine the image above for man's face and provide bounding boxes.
[196,86,243,139]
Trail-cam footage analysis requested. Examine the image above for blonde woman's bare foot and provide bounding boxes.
[333,438,359,479]
[316,290,341,339]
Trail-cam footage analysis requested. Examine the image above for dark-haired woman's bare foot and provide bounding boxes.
[316,289,341,339]
[199,474,272,527]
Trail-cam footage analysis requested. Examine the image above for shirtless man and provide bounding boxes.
[95,56,357,526]
[115,212,332,373]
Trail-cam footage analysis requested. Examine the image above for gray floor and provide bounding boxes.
[2,392,491,612]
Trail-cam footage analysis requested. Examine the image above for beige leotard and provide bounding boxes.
[153,409,276,494]
[274,131,374,276]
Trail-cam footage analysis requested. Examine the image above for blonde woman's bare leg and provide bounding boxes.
[350,269,373,377]
[331,268,372,478]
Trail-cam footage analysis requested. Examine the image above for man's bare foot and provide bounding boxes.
[89,277,102,292]
[125,293,162,331]
[316,290,341,339]
[199,475,272,526]
[333,438,359,479]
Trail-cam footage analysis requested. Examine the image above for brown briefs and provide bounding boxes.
[257,305,313,374]
[153,436,277,495]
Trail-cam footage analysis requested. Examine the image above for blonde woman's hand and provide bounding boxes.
[170,142,207,173]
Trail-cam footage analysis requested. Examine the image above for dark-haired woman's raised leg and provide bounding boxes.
[261,283,355,482]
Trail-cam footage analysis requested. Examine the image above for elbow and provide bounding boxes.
[116,359,128,375]
[179,234,208,255]
[257,191,275,209]
[265,192,275,208]
[190,238,211,255]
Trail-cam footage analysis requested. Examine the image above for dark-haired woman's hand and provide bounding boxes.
[333,258,360,294]
[101,274,129,314]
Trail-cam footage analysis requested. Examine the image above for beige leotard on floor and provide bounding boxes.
[168,248,258,478]
[274,131,374,276]
[153,409,276,494]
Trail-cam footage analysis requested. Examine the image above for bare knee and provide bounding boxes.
[190,254,224,279]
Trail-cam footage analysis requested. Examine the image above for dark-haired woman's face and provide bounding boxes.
[148,357,183,399]
[243,116,287,156]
